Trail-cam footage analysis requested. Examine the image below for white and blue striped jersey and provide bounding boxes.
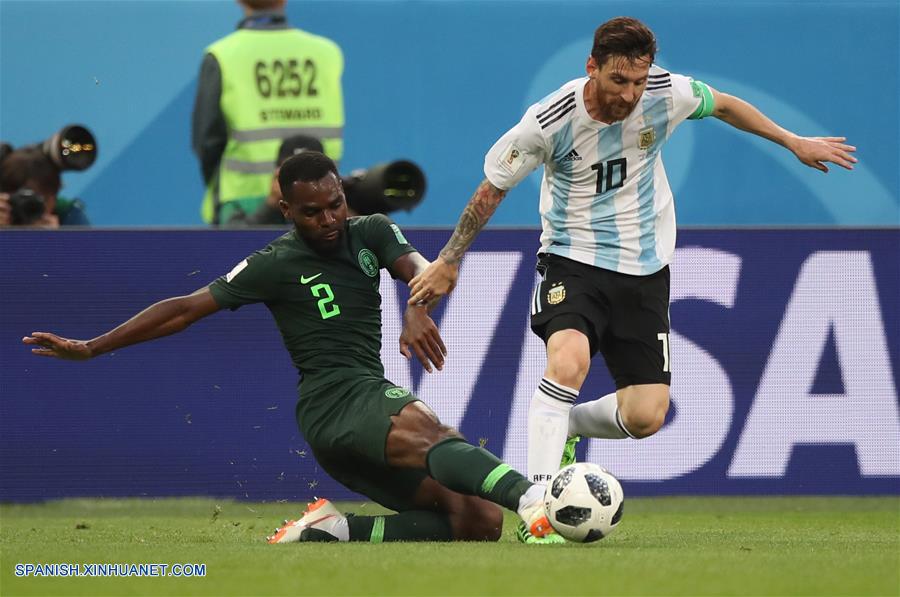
[484,66,704,276]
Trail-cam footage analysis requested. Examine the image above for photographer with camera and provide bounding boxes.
[225,134,428,227]
[224,135,324,227]
[0,125,96,228]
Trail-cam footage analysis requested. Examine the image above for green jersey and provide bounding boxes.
[208,214,416,389]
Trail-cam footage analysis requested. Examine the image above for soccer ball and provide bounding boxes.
[543,462,624,542]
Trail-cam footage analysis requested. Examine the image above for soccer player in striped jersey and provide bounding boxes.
[409,17,857,543]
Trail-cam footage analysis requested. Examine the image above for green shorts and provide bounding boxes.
[295,373,428,512]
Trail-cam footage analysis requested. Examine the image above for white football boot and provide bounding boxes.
[267,498,346,543]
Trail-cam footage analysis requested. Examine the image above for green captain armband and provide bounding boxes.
[688,80,715,119]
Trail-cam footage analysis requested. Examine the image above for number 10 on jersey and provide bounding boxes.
[591,158,627,194]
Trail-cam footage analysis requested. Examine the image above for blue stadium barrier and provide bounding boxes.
[1,228,898,501]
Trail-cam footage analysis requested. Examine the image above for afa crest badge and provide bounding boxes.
[547,283,566,305]
[639,126,656,150]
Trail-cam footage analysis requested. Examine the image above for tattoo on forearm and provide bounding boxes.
[439,180,506,264]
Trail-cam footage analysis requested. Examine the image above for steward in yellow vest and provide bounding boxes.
[192,0,344,225]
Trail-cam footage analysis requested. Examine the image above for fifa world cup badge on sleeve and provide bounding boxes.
[389,224,409,245]
[498,142,525,176]
[225,259,249,283]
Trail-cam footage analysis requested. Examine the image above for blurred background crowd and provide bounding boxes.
[0,0,896,229]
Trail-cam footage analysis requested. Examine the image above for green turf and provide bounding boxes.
[1,497,897,596]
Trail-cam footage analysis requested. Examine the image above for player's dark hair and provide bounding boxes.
[591,17,657,68]
[278,151,340,199]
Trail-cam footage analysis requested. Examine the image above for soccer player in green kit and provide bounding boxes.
[23,151,558,544]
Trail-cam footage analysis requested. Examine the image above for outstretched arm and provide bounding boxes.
[390,252,447,373]
[23,287,221,360]
[407,179,508,304]
[710,88,857,173]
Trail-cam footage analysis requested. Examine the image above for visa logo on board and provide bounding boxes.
[379,248,900,482]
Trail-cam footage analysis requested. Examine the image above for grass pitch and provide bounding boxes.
[1,497,897,596]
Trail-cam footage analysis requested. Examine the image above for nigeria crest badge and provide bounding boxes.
[385,387,411,399]
[358,249,379,277]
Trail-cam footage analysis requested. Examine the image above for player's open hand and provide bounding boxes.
[789,136,857,173]
[407,257,459,305]
[23,332,93,360]
[399,307,447,373]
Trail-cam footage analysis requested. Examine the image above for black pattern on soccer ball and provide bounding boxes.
[611,500,624,525]
[554,505,592,526]
[551,466,576,499]
[584,473,611,506]
[584,529,605,542]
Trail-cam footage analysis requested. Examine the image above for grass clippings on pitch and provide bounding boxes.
[1,496,897,596]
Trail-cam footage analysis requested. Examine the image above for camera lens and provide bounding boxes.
[343,161,426,215]
[380,161,426,212]
[44,125,97,171]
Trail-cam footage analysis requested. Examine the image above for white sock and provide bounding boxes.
[568,392,636,439]
[527,377,578,485]
[516,483,547,519]
[328,515,350,542]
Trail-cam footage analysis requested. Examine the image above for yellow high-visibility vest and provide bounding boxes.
[202,28,344,223]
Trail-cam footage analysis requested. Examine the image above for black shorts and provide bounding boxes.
[296,374,428,512]
[530,253,671,388]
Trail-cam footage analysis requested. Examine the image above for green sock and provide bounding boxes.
[425,437,533,511]
[347,512,453,542]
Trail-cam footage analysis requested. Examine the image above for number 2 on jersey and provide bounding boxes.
[310,283,341,319]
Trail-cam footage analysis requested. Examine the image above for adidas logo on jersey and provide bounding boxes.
[561,149,582,162]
